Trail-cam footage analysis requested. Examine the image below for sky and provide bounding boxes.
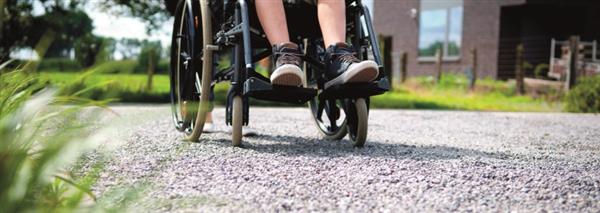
[85,6,174,49]
[85,5,174,60]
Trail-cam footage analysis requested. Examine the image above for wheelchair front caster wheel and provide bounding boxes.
[347,98,368,147]
[231,95,243,147]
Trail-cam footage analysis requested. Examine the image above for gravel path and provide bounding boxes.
[82,105,600,212]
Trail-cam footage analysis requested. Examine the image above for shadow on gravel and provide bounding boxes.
[242,134,512,161]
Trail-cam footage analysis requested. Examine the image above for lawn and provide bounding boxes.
[371,75,562,112]
[39,72,171,93]
[38,71,562,112]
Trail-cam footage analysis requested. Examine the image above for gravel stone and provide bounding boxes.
[83,105,600,212]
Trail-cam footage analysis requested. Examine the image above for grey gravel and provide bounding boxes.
[81,105,600,212]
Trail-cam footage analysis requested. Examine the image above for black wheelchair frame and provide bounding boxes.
[169,0,389,147]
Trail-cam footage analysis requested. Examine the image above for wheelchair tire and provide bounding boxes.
[309,99,348,140]
[169,0,201,136]
[186,0,216,142]
[346,98,368,147]
[231,96,243,147]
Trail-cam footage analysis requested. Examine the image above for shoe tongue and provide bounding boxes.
[278,42,298,50]
[334,42,350,48]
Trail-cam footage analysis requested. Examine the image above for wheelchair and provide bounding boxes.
[168,0,389,147]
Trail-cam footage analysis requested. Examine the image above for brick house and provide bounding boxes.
[372,0,600,80]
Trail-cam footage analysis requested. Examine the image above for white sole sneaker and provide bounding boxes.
[324,60,379,89]
[202,122,216,133]
[270,64,303,87]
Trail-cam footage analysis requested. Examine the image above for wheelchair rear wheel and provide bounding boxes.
[169,0,214,141]
[170,0,200,135]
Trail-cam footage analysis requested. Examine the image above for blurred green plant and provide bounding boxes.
[565,76,600,113]
[0,63,114,211]
[534,63,549,79]
[91,60,139,74]
[38,58,83,72]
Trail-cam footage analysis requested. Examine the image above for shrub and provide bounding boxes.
[534,63,549,79]
[92,60,138,74]
[565,76,600,113]
[134,59,169,74]
[38,58,82,71]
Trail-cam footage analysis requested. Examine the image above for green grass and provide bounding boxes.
[371,74,562,112]
[39,72,171,102]
[38,71,562,112]
[39,72,171,93]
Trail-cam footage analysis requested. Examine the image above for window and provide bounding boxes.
[418,0,463,59]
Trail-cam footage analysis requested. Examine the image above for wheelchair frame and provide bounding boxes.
[170,0,389,147]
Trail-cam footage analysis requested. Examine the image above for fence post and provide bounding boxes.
[435,48,442,84]
[469,48,477,90]
[401,52,408,83]
[566,35,579,90]
[515,44,525,95]
[593,40,597,61]
[146,48,155,91]
[392,52,400,85]
[378,34,393,87]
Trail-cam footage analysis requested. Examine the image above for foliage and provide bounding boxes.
[137,41,162,73]
[375,73,561,112]
[534,63,549,79]
[91,60,139,74]
[116,38,143,60]
[38,58,82,72]
[96,0,170,33]
[40,72,170,102]
[36,10,94,59]
[37,71,562,111]
[1,0,166,65]
[0,0,91,62]
[0,64,113,212]
[565,76,600,113]
[74,35,116,67]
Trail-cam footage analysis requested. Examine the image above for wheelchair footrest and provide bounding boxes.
[319,78,390,100]
[243,77,317,104]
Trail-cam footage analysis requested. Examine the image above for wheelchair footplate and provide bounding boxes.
[243,77,317,104]
[319,77,390,100]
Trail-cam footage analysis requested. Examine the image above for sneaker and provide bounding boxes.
[202,122,216,133]
[270,42,304,87]
[324,42,379,89]
[227,126,258,137]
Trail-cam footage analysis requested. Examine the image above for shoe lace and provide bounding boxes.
[275,50,303,66]
[336,53,360,64]
[330,47,360,63]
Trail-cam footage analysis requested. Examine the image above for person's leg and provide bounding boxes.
[317,0,379,88]
[317,0,346,47]
[255,0,290,45]
[255,0,304,87]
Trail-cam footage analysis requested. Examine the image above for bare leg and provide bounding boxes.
[255,0,290,45]
[205,112,213,123]
[318,0,346,47]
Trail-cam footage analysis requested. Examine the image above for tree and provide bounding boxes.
[138,40,162,90]
[96,0,170,34]
[117,38,143,60]
[39,10,94,58]
[0,0,88,63]
[74,35,116,67]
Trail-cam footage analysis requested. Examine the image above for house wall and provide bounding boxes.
[373,0,521,79]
